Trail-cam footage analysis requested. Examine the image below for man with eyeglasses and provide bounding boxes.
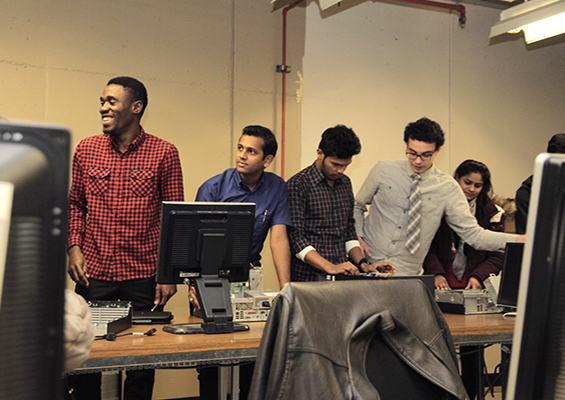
[353,117,524,276]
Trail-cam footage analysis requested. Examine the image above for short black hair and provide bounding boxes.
[547,133,565,153]
[241,125,277,159]
[318,125,361,159]
[403,117,445,149]
[107,76,148,118]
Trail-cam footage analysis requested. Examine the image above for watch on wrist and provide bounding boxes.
[357,257,370,268]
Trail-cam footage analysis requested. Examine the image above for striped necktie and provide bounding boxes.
[406,173,422,254]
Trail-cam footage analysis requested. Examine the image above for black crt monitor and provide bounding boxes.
[156,201,254,334]
[496,242,525,309]
[0,121,70,399]
[506,153,565,400]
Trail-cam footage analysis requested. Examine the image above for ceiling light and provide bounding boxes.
[490,0,565,44]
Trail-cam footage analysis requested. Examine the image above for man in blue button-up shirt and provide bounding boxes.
[195,125,292,286]
[193,125,292,400]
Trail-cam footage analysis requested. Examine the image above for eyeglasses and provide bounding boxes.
[406,150,435,161]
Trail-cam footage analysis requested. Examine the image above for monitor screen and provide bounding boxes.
[0,120,70,400]
[156,201,255,284]
[496,242,524,308]
[506,153,565,400]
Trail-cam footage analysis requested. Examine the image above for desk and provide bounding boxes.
[78,313,514,373]
[444,313,515,346]
[76,313,514,399]
[445,313,515,400]
[76,317,263,374]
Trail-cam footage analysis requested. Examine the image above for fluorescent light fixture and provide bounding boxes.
[490,0,565,43]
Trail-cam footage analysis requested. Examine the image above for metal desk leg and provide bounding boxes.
[232,365,240,400]
[219,367,229,400]
[501,344,512,399]
[218,365,241,400]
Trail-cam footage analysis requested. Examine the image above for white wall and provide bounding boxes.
[299,0,565,198]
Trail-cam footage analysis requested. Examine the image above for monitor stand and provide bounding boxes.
[163,276,249,335]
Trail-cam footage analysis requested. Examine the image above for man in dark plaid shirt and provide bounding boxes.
[66,77,184,400]
[287,125,394,282]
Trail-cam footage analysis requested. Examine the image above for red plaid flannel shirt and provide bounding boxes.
[68,128,184,281]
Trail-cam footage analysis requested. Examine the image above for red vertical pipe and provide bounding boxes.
[281,0,306,180]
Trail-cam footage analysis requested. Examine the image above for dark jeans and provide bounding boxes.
[66,277,159,400]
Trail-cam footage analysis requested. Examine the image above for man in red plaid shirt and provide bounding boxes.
[66,77,184,400]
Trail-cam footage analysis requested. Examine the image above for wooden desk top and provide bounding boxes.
[89,317,264,360]
[444,312,515,336]
[80,312,514,373]
[89,312,514,358]
[443,312,515,346]
[76,317,264,374]
[73,313,514,392]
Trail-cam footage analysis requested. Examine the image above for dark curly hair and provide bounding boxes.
[318,125,361,159]
[403,117,445,149]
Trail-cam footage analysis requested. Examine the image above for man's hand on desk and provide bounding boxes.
[188,285,200,311]
[304,249,359,276]
[360,261,396,275]
[154,284,177,307]
[68,245,89,287]
[326,261,360,276]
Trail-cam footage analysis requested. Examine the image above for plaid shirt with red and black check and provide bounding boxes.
[287,162,358,281]
[68,127,184,281]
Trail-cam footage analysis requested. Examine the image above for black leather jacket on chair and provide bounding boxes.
[248,279,469,400]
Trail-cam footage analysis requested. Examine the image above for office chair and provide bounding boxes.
[248,279,469,400]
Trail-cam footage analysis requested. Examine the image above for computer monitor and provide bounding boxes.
[0,120,70,399]
[506,153,565,400]
[156,201,254,334]
[496,242,524,309]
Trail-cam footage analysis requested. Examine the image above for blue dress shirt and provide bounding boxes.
[196,168,292,266]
